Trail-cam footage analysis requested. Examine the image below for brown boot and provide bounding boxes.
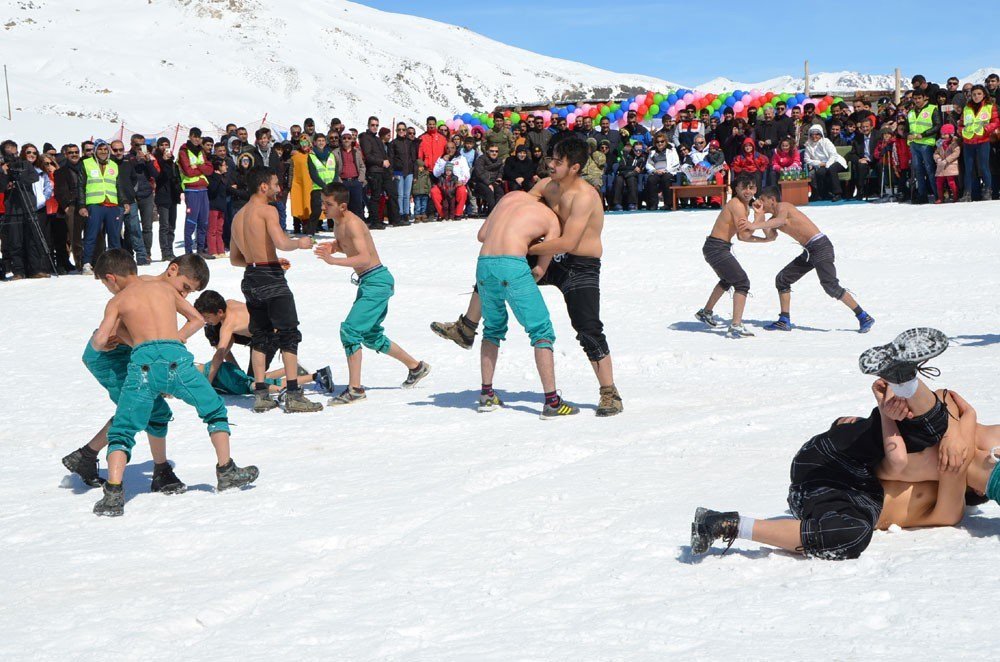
[596,385,623,417]
[430,314,477,350]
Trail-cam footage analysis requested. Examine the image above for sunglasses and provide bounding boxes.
[66,150,80,155]
[24,150,38,155]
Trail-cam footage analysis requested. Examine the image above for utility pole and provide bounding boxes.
[894,68,902,104]
[3,65,11,120]
[804,60,810,97]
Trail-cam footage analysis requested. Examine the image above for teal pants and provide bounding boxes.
[107,340,230,460]
[82,341,173,438]
[341,266,394,356]
[476,255,554,349]
[203,362,280,396]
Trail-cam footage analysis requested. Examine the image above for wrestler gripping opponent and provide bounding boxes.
[738,186,875,333]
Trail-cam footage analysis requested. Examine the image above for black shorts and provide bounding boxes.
[774,235,846,300]
[241,264,302,355]
[703,236,749,294]
[537,254,609,362]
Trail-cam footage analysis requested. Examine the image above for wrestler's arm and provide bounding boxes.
[528,194,587,255]
[907,454,971,528]
[531,216,560,279]
[91,298,121,351]
[175,290,205,343]
[315,220,371,269]
[267,207,309,251]
[207,319,236,384]
[527,178,550,201]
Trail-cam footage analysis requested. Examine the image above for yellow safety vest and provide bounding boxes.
[83,157,118,206]
[961,104,994,141]
[180,147,208,189]
[907,104,938,146]
[308,153,337,191]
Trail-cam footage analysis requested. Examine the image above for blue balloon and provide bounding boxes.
[667,94,677,105]
[470,118,481,126]
[566,104,576,113]
[725,97,736,107]
[712,112,721,120]
[461,113,472,123]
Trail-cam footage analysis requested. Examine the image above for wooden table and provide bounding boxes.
[779,179,810,206]
[670,184,728,210]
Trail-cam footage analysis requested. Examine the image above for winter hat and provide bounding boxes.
[808,125,825,136]
[941,124,955,136]
[43,142,55,153]
[708,139,721,149]
[444,162,454,172]
[515,144,528,154]
[586,137,597,149]
[416,159,426,168]
[93,139,110,151]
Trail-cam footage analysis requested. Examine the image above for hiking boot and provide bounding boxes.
[691,507,740,555]
[329,386,367,406]
[151,462,187,495]
[314,366,335,393]
[596,385,623,417]
[283,388,323,413]
[402,361,431,388]
[857,312,876,334]
[93,483,125,517]
[858,327,948,383]
[62,446,104,488]
[430,314,477,350]
[726,324,755,339]
[695,308,723,328]
[216,459,259,491]
[478,393,503,412]
[253,389,279,413]
[540,398,580,420]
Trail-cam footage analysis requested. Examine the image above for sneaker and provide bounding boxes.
[858,327,948,383]
[690,507,740,555]
[368,223,386,231]
[314,366,335,393]
[857,312,876,334]
[958,193,972,203]
[329,386,367,406]
[150,462,187,495]
[477,393,503,412]
[540,398,580,420]
[93,483,125,517]
[596,385,623,417]
[430,315,477,350]
[726,324,755,338]
[81,263,93,276]
[695,308,723,328]
[765,316,792,331]
[253,389,279,413]
[283,388,323,413]
[402,361,431,388]
[197,252,216,260]
[62,447,104,488]
[216,459,259,491]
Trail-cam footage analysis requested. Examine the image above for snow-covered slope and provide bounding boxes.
[3,202,1000,659]
[697,68,1000,94]
[0,0,676,136]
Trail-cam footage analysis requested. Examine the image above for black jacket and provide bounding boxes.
[388,137,417,175]
[113,157,137,205]
[153,154,182,206]
[472,154,503,185]
[773,116,794,141]
[502,155,537,185]
[849,132,878,161]
[125,150,155,198]
[1,161,40,213]
[53,162,81,213]
[358,130,388,171]
[753,120,781,155]
[207,172,229,211]
[617,151,645,178]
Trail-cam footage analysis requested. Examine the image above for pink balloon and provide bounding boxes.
[629,102,638,111]
[453,118,464,128]
[734,101,744,113]
[542,110,552,119]
[683,92,694,103]
[567,113,577,123]
[751,88,761,97]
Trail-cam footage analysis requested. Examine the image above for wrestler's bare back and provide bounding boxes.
[772,202,822,245]
[479,191,561,256]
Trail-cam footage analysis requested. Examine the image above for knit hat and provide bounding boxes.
[93,139,110,150]
[708,139,721,149]
[941,124,955,136]
[515,144,528,154]
[43,142,55,153]
[444,162,454,171]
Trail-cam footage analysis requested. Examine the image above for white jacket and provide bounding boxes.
[645,147,680,175]
[433,155,470,184]
[803,126,847,169]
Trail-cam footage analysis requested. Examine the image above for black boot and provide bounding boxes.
[151,462,187,495]
[216,459,260,491]
[62,446,104,488]
[690,507,740,555]
[93,482,125,517]
[858,327,948,383]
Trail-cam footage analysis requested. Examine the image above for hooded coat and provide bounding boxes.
[803,125,847,169]
[731,138,770,174]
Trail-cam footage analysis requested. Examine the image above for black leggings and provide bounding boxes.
[537,254,609,362]
[774,235,845,300]
[241,265,302,355]
[703,236,749,294]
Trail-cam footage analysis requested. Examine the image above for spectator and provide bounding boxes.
[151,138,181,260]
[958,84,998,202]
[944,76,961,102]
[849,119,879,199]
[531,144,550,179]
[411,159,432,222]
[435,163,461,220]
[933,124,961,203]
[77,140,126,273]
[41,154,67,272]
[849,99,877,129]
[715,107,736,148]
[526,115,551,155]
[431,142,470,220]
[828,122,849,147]
[459,135,478,171]
[303,117,316,139]
[910,74,941,101]
[935,89,960,128]
[841,119,857,144]
[110,139,147,264]
[273,140,292,233]
[771,137,801,177]
[613,141,646,211]
[484,112,515,161]
[598,140,616,203]
[803,125,848,201]
[952,82,973,111]
[581,138,605,192]
[753,105,780,158]
[674,105,705,149]
[689,135,710,165]
[746,106,758,127]
[54,143,84,270]
[798,103,825,148]
[306,133,337,234]
[875,122,912,200]
[289,136,312,233]
[235,126,249,145]
[389,122,417,223]
[906,89,942,204]
[333,132,367,218]
[126,134,156,259]
[177,127,213,255]
[472,143,504,216]
[986,73,1000,103]
[417,116,447,177]
[206,157,228,256]
[503,144,537,192]
[358,115,400,229]
[645,132,680,210]
[624,110,652,147]
[2,143,46,278]
[731,137,770,189]
[773,100,793,139]
[230,152,255,216]
[723,119,749,164]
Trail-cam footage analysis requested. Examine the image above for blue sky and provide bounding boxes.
[362,1,999,85]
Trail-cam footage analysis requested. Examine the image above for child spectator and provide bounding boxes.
[771,137,801,175]
[933,124,960,203]
[206,157,228,256]
[875,123,912,201]
[731,137,770,189]
[613,141,645,211]
[438,162,459,220]
[411,159,431,222]
[581,138,605,192]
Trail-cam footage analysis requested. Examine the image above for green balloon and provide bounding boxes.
[654,93,664,104]
[511,112,521,124]
[650,104,660,115]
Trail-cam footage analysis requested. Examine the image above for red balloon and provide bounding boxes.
[638,105,648,115]
[588,107,598,118]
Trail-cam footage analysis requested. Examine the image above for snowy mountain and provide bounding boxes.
[961,67,1000,85]
[0,0,677,138]
[697,68,1000,94]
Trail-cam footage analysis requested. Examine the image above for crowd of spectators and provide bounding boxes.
[2,72,998,280]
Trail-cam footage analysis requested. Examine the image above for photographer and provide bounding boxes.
[2,143,48,279]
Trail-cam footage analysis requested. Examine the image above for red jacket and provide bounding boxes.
[958,103,1000,145]
[418,131,447,172]
[177,142,213,191]
[731,138,769,173]
[771,148,801,171]
[875,135,911,171]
